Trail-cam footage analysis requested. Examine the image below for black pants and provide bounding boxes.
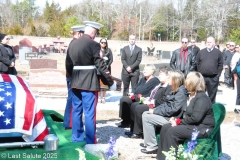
[203,75,219,104]
[224,67,234,87]
[119,96,135,123]
[156,123,209,160]
[236,78,240,105]
[122,71,140,96]
[130,102,149,134]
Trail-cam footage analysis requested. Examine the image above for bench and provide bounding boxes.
[155,103,226,160]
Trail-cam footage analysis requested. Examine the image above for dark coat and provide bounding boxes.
[65,38,77,78]
[0,44,16,74]
[153,85,188,119]
[101,48,113,73]
[121,45,142,75]
[170,48,196,76]
[65,34,113,91]
[181,91,215,134]
[132,77,160,101]
[223,50,234,67]
[188,45,200,56]
[154,84,172,106]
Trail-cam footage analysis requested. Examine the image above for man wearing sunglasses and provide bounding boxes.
[223,42,235,89]
[170,38,196,77]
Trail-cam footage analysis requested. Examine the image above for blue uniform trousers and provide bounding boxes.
[71,88,98,144]
[63,78,72,128]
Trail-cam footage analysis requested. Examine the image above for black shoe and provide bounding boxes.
[128,133,143,139]
[140,143,147,148]
[118,122,130,128]
[125,131,133,136]
[141,148,157,154]
[65,127,72,130]
[234,109,240,114]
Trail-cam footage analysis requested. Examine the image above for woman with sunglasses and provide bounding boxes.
[0,33,17,75]
[99,38,113,103]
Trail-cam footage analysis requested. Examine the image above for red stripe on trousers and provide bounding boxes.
[94,91,98,144]
[69,106,72,127]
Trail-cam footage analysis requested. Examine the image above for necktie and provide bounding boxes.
[130,46,133,55]
[180,51,185,72]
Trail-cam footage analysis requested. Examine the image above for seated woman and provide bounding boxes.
[156,72,215,160]
[118,64,160,128]
[141,70,188,154]
[126,66,172,139]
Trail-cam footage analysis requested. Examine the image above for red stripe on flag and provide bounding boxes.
[34,127,49,141]
[1,74,12,82]
[16,76,35,131]
[33,110,44,127]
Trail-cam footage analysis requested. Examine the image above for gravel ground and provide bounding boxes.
[95,110,240,160]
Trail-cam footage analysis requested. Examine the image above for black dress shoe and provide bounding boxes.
[141,148,157,154]
[118,123,130,128]
[129,133,143,139]
[125,131,133,136]
[140,143,147,148]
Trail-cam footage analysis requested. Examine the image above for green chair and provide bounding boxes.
[183,103,226,160]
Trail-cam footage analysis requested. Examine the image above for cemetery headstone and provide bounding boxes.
[19,38,33,64]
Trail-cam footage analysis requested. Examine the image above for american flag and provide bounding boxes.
[0,74,48,142]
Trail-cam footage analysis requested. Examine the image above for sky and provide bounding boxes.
[34,0,79,10]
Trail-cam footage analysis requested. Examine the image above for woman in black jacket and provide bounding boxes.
[98,38,113,103]
[118,64,160,128]
[156,72,215,160]
[140,70,188,154]
[0,33,16,75]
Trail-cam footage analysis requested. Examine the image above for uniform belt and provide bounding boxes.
[73,66,96,70]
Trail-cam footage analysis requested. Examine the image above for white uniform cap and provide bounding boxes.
[229,42,235,46]
[83,21,103,30]
[71,25,85,32]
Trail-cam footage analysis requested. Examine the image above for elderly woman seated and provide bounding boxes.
[125,66,172,139]
[156,72,215,160]
[118,64,160,128]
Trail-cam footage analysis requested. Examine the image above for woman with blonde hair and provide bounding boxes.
[156,72,215,160]
[141,70,188,154]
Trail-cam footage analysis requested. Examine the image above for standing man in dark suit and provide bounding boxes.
[66,21,113,144]
[121,34,142,96]
[196,36,223,103]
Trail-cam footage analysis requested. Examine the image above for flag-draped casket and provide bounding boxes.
[0,74,48,142]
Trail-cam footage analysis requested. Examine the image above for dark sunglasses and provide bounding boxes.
[182,42,188,44]
[100,42,106,44]
[230,45,235,47]
[6,38,10,40]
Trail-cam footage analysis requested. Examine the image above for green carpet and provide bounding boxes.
[0,110,100,160]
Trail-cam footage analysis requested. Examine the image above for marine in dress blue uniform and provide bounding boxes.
[65,21,113,144]
[63,25,85,129]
